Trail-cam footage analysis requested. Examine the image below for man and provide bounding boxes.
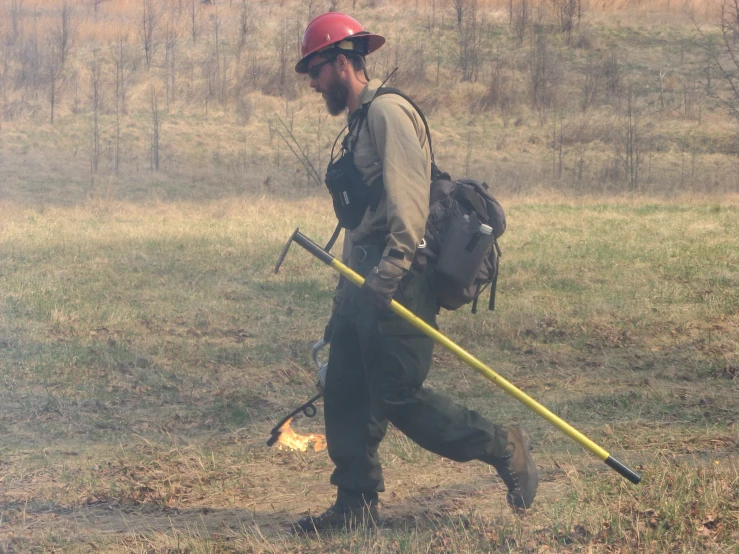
[293,12,538,533]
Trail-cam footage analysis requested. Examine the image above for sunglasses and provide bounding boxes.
[307,58,335,79]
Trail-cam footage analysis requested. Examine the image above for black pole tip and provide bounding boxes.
[605,455,642,484]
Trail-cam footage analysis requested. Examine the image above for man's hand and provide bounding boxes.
[362,258,406,309]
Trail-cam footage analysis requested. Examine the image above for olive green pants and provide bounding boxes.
[324,240,509,504]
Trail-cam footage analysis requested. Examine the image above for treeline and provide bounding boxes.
[0,0,737,201]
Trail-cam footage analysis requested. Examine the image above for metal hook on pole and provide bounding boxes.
[275,228,642,485]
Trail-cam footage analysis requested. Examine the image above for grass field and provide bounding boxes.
[1,196,737,552]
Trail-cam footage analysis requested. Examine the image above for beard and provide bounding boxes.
[322,71,349,116]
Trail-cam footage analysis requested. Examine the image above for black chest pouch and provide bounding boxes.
[324,110,383,230]
[325,150,382,230]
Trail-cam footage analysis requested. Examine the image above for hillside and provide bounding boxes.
[0,0,737,205]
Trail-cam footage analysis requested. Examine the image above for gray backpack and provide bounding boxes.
[423,170,506,313]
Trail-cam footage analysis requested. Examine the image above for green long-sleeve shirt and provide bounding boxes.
[340,79,432,274]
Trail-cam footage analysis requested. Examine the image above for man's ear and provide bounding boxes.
[335,53,349,72]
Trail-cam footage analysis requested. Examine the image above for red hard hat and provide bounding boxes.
[295,12,385,74]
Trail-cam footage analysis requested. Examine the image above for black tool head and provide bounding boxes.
[266,430,280,447]
[275,228,300,274]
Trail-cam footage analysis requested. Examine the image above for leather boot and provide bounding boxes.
[294,500,380,533]
[485,425,539,511]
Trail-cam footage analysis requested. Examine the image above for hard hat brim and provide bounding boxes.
[295,34,385,74]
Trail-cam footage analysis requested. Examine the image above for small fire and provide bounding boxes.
[275,417,327,452]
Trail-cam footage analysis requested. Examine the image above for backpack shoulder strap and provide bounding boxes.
[370,87,436,164]
[323,222,342,253]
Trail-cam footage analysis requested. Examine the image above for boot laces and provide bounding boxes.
[497,452,522,495]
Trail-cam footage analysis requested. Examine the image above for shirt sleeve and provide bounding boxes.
[366,96,430,272]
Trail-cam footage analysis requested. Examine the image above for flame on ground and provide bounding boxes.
[275,417,327,452]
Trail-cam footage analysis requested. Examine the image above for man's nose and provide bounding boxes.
[309,77,318,90]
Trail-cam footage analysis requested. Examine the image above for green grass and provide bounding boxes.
[0,196,737,552]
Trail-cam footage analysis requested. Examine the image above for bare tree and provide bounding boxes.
[112,31,132,116]
[580,55,600,111]
[454,0,466,27]
[201,9,222,113]
[218,36,229,107]
[114,80,121,175]
[44,37,63,124]
[603,50,622,105]
[528,29,560,123]
[401,43,428,86]
[165,5,180,109]
[615,88,644,192]
[21,7,41,107]
[150,84,160,171]
[513,0,530,45]
[140,0,159,70]
[10,0,23,46]
[70,68,80,114]
[458,0,479,82]
[464,126,473,174]
[111,33,130,174]
[426,0,439,31]
[275,17,293,97]
[204,8,228,107]
[189,0,199,44]
[550,0,577,42]
[89,49,102,189]
[692,0,739,121]
[577,0,587,27]
[53,1,76,67]
[0,29,9,123]
[44,0,75,124]
[482,48,515,117]
[238,0,252,52]
[551,111,565,180]
[682,74,706,123]
[658,68,671,110]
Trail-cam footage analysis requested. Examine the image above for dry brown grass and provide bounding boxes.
[0,196,737,552]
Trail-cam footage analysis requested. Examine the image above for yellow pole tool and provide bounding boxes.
[275,229,642,485]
